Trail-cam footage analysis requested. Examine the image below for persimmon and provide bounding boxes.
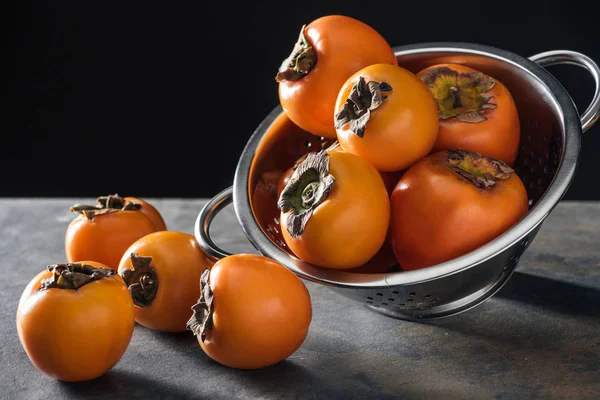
[117,231,214,332]
[278,148,390,269]
[187,254,312,370]
[334,63,439,172]
[276,15,397,138]
[417,63,521,166]
[65,195,159,270]
[390,149,529,271]
[16,261,135,382]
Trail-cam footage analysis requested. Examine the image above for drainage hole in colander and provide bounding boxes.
[376,293,383,296]
[424,294,431,298]
[367,297,373,300]
[398,303,405,306]
[305,141,312,148]
[409,292,416,296]
[392,291,399,294]
[407,299,414,302]
[366,301,372,304]
[528,199,533,206]
[388,298,395,302]
[536,121,541,128]
[382,302,388,306]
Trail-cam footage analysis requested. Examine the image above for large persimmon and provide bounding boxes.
[390,149,529,271]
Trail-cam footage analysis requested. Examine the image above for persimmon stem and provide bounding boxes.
[421,66,498,123]
[119,253,158,308]
[186,269,214,343]
[334,76,392,138]
[70,193,141,220]
[275,24,317,82]
[39,263,116,291]
[447,149,513,189]
[277,150,335,238]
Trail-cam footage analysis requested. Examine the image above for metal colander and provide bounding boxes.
[195,42,600,320]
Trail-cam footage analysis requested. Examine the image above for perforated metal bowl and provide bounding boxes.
[195,42,600,320]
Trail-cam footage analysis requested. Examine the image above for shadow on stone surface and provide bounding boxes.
[57,370,204,399]
[495,271,600,319]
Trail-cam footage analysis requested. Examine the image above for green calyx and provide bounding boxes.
[447,148,513,189]
[421,66,497,122]
[277,150,335,238]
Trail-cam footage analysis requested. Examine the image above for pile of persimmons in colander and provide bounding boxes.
[273,15,528,274]
[15,15,528,383]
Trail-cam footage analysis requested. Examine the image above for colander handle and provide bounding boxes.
[529,50,600,134]
[194,186,235,260]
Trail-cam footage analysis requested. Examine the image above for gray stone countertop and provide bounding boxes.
[0,198,598,400]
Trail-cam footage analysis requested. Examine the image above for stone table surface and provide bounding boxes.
[0,198,598,400]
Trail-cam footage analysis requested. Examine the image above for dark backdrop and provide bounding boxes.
[10,1,600,200]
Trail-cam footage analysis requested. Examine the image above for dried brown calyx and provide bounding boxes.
[186,269,214,342]
[277,150,335,238]
[334,76,392,138]
[39,263,116,291]
[119,253,158,308]
[275,24,317,82]
[421,66,497,123]
[447,149,513,189]
[70,194,141,220]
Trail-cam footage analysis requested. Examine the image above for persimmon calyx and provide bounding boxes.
[119,253,158,308]
[421,66,497,122]
[334,76,392,138]
[70,193,141,220]
[40,263,116,291]
[275,24,317,83]
[447,149,513,189]
[186,269,214,343]
[277,150,335,238]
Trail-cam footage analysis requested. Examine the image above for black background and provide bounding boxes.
[10,1,600,200]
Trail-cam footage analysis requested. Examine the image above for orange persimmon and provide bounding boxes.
[16,261,135,382]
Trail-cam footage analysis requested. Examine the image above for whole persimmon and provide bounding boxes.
[118,231,214,332]
[276,15,397,138]
[278,148,390,269]
[390,149,529,271]
[417,63,521,166]
[334,63,439,172]
[16,261,135,382]
[187,254,312,370]
[65,196,159,270]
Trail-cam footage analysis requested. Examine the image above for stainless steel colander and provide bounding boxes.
[194,42,600,320]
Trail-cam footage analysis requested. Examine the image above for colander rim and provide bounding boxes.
[232,41,582,288]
